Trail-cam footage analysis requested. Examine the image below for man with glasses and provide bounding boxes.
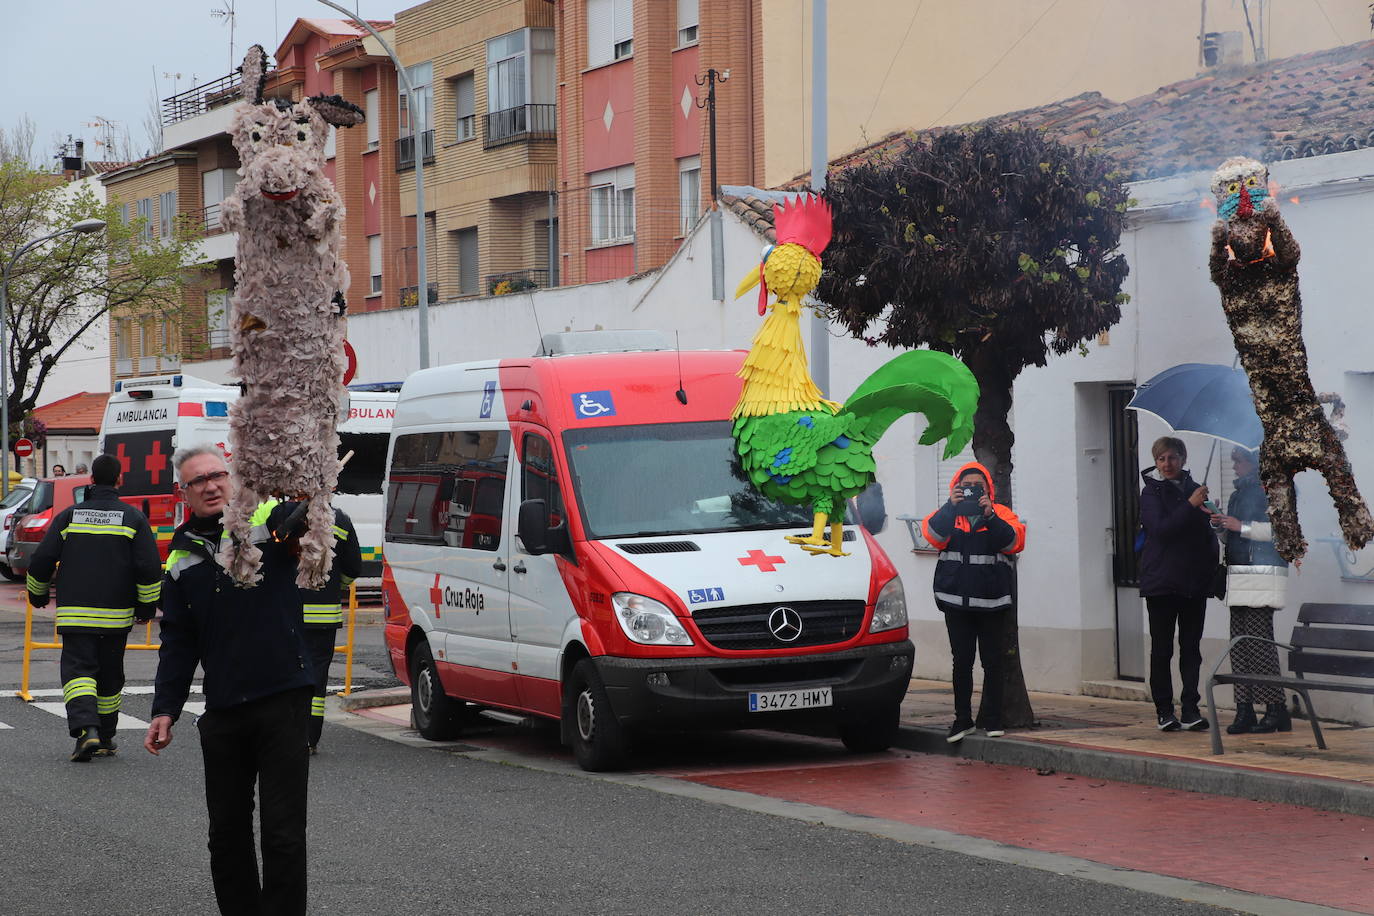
[27,453,160,761]
[145,444,314,915]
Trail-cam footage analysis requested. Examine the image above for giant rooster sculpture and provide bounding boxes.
[731,195,979,556]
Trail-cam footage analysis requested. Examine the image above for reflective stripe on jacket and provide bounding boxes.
[922,461,1026,614]
[299,508,363,629]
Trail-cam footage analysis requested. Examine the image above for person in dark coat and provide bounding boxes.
[300,506,362,753]
[27,454,161,761]
[1138,436,1219,732]
[1212,446,1292,734]
[922,461,1027,743]
[145,444,314,915]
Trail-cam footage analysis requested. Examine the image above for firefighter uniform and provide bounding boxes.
[27,483,161,759]
[300,508,362,750]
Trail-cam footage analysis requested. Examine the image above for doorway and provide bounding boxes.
[1108,385,1144,680]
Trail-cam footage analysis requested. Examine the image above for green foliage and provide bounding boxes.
[0,159,207,424]
[818,126,1131,375]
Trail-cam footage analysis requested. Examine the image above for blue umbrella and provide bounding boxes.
[1127,363,1263,450]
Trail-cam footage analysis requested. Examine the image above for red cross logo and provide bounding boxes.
[145,440,168,485]
[113,442,131,474]
[738,549,786,573]
[429,573,443,619]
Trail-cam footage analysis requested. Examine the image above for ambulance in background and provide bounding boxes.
[99,374,397,584]
[381,331,912,772]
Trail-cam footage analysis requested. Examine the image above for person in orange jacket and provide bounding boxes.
[922,461,1027,743]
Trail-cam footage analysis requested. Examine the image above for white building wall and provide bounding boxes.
[322,153,1374,724]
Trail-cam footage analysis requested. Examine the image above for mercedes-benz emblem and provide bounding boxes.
[767,606,803,642]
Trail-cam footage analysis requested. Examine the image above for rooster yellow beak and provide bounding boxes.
[734,264,761,300]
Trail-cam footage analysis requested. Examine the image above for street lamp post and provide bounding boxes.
[313,0,430,369]
[0,218,106,497]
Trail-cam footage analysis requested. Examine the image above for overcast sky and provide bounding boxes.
[6,1,396,166]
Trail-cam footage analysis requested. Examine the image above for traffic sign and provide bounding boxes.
[13,438,33,458]
[343,340,357,386]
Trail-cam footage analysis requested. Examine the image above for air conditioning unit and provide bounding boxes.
[1202,31,1245,68]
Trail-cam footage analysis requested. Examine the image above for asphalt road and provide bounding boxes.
[0,582,1288,915]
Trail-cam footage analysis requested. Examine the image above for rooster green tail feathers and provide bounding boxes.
[842,350,979,459]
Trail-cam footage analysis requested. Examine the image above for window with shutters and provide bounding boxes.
[206,290,230,348]
[136,198,154,244]
[453,73,475,142]
[457,228,479,296]
[589,165,635,245]
[587,0,633,67]
[678,156,700,236]
[365,90,379,149]
[158,191,176,238]
[677,0,699,45]
[368,236,382,295]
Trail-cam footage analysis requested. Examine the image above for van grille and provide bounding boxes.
[691,600,866,650]
[615,541,700,554]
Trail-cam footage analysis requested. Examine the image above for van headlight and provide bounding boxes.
[611,592,693,646]
[869,577,907,633]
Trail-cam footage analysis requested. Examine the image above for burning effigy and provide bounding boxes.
[1207,156,1374,562]
[217,44,365,588]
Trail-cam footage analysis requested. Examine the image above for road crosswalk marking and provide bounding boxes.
[1,686,344,731]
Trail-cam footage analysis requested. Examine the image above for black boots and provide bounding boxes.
[1227,703,1257,734]
[1251,701,1293,733]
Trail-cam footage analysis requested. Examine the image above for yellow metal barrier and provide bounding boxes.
[15,582,361,701]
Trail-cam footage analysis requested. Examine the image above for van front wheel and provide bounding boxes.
[838,702,899,754]
[567,659,629,771]
[410,642,461,740]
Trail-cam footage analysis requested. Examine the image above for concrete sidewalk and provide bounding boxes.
[341,677,1374,816]
[898,679,1374,816]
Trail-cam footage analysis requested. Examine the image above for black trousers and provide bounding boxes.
[59,629,129,738]
[1146,595,1206,716]
[943,609,1004,728]
[196,687,312,916]
[303,628,338,749]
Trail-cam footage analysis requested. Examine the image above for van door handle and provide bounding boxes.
[492,559,507,572]
[513,561,527,574]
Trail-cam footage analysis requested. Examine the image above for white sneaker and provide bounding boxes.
[983,727,1005,738]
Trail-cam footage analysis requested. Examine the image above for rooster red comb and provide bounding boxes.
[773,194,833,257]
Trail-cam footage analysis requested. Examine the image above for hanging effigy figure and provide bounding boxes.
[218,44,365,588]
[1207,156,1374,562]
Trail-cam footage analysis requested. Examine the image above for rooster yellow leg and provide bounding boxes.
[786,512,828,546]
[803,519,851,557]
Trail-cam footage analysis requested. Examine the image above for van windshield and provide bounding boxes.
[563,420,819,539]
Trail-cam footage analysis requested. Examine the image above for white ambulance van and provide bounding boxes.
[100,374,396,578]
[382,332,914,771]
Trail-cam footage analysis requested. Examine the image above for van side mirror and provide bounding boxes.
[518,498,571,557]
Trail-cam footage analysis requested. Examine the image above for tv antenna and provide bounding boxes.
[211,0,238,75]
[85,117,120,154]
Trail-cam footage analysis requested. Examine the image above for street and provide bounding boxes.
[2,581,1364,915]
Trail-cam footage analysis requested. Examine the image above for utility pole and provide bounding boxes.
[696,68,730,302]
[810,0,829,397]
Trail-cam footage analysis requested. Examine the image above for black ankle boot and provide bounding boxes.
[1251,702,1292,733]
[1227,703,1256,735]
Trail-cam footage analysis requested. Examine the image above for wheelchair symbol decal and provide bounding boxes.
[572,390,616,419]
[687,587,725,604]
[479,380,496,419]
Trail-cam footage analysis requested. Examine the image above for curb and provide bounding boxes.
[337,686,410,712]
[894,724,1374,818]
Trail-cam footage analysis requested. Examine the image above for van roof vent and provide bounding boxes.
[537,330,671,357]
[616,540,701,554]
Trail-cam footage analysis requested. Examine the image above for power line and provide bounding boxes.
[1311,0,1342,43]
[862,0,925,136]
[925,0,1063,130]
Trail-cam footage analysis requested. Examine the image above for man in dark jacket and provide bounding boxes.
[27,453,161,761]
[144,444,313,915]
[300,506,362,752]
[922,461,1027,743]
[1138,436,1219,732]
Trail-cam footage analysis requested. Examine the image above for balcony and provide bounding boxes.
[399,283,439,308]
[162,72,243,126]
[396,131,435,171]
[486,269,550,295]
[484,104,556,149]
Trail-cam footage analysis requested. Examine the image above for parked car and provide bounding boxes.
[6,475,92,579]
[0,478,37,580]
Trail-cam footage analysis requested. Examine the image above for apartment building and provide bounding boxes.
[392,0,559,302]
[555,0,761,284]
[101,17,396,385]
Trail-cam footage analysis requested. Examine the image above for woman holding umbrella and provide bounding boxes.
[1138,436,1219,732]
[1212,446,1292,734]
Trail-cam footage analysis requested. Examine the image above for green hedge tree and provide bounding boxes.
[817,126,1132,727]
